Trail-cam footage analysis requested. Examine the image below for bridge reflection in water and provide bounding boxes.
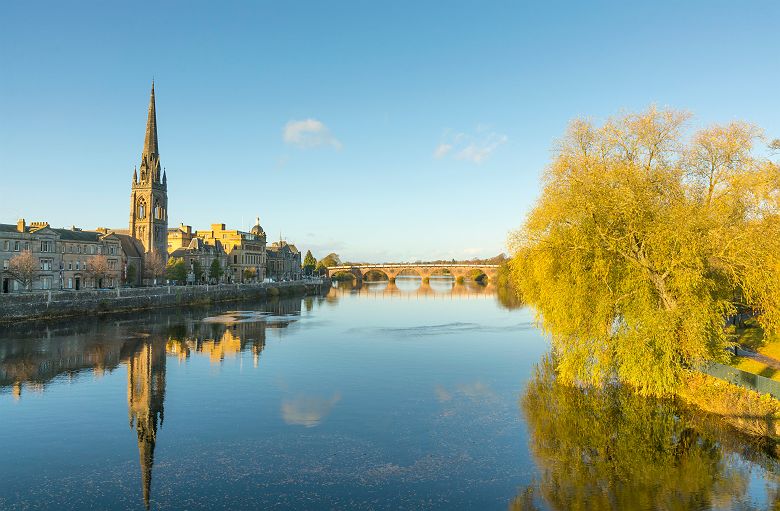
[330,276,496,299]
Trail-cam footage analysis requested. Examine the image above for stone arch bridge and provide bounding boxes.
[326,264,499,283]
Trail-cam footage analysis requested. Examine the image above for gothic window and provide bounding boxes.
[138,200,146,219]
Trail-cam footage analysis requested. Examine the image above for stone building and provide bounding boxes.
[114,234,146,287]
[0,220,60,292]
[53,227,122,290]
[194,219,267,283]
[169,237,228,284]
[167,224,194,253]
[126,82,168,257]
[111,83,170,286]
[267,240,302,281]
[0,220,122,292]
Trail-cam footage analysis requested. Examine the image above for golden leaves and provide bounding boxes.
[512,106,780,395]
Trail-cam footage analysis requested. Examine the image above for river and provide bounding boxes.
[1,277,778,510]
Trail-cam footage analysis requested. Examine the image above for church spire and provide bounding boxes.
[130,83,169,256]
[143,81,159,158]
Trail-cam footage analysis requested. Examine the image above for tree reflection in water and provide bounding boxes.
[515,356,780,510]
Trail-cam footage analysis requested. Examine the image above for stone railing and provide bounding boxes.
[0,279,326,322]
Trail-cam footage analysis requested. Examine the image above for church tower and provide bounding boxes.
[129,82,168,255]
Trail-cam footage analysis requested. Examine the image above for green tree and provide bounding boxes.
[165,257,186,284]
[192,260,204,283]
[315,252,341,273]
[208,259,223,282]
[467,268,488,284]
[510,107,780,395]
[125,263,137,286]
[303,250,317,275]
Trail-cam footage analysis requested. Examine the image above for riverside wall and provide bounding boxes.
[0,279,329,323]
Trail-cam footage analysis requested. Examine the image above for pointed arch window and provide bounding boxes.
[138,199,147,219]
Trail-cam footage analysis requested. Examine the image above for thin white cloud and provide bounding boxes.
[456,133,508,164]
[435,127,507,164]
[433,143,453,159]
[283,119,342,149]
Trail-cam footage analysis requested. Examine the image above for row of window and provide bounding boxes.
[2,275,117,291]
[241,253,264,265]
[1,259,120,272]
[63,277,113,288]
[2,241,30,252]
[2,240,119,255]
[137,201,166,221]
[64,244,118,255]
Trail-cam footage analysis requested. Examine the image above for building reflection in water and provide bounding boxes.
[0,296,303,509]
[127,340,166,510]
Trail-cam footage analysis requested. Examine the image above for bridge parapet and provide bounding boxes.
[326,264,499,282]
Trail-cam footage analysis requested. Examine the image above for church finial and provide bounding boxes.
[133,166,138,183]
[143,82,159,157]
[162,168,167,185]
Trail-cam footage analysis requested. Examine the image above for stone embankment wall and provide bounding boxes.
[0,280,328,323]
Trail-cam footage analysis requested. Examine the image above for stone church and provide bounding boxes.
[129,82,168,255]
[113,83,168,285]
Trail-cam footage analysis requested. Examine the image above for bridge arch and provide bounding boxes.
[326,264,499,284]
[395,267,424,279]
[330,269,360,282]
[362,269,390,281]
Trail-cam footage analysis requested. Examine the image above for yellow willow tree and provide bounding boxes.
[510,107,780,395]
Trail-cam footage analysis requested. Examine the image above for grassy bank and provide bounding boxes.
[677,371,780,446]
[727,320,780,381]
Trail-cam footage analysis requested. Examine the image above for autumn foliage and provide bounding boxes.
[511,107,780,395]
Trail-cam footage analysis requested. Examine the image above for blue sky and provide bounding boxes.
[1,1,778,262]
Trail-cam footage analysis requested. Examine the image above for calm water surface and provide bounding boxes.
[1,278,779,510]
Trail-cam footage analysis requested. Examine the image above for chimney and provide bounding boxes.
[16,218,25,232]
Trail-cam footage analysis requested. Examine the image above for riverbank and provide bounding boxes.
[0,279,329,323]
[678,372,780,451]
